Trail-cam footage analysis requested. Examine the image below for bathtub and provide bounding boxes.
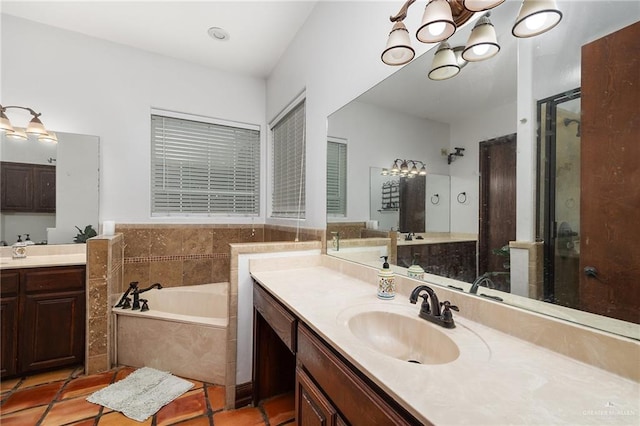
[113,282,228,384]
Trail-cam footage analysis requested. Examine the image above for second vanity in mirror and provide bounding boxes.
[326,1,639,340]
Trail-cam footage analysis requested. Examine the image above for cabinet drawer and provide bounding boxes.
[297,324,422,426]
[24,266,85,293]
[253,281,296,353]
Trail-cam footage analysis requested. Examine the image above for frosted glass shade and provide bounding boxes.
[39,132,58,143]
[428,42,460,81]
[7,128,28,140]
[462,15,500,61]
[512,0,562,38]
[25,116,48,135]
[416,0,456,43]
[381,21,415,66]
[0,111,14,133]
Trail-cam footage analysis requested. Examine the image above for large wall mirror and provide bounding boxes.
[326,1,639,339]
[1,131,100,245]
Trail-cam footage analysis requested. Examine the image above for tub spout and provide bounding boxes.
[115,282,138,308]
[132,283,163,310]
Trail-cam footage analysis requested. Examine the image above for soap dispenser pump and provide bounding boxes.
[377,256,396,300]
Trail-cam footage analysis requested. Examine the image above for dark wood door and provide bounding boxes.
[479,135,517,291]
[33,165,56,212]
[296,367,340,426]
[399,176,425,233]
[0,270,20,377]
[580,21,640,323]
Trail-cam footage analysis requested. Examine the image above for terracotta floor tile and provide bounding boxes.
[40,396,101,426]
[18,367,77,389]
[213,406,266,426]
[67,418,98,426]
[98,410,153,425]
[262,393,295,426]
[184,377,204,390]
[155,388,208,426]
[0,404,47,426]
[173,415,211,426]
[0,377,21,393]
[114,366,136,382]
[59,371,115,399]
[0,381,63,414]
[207,384,225,411]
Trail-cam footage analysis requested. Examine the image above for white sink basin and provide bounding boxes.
[347,310,460,365]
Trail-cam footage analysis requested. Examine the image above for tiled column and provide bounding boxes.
[86,234,123,374]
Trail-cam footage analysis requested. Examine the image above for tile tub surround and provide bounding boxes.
[250,255,640,425]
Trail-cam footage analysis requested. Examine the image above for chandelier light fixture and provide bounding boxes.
[0,104,57,143]
[382,159,428,178]
[381,0,563,80]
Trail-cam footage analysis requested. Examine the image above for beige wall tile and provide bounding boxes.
[150,260,183,287]
[183,258,214,285]
[86,354,109,375]
[212,257,230,283]
[183,227,214,255]
[212,228,238,254]
[87,239,108,280]
[122,229,151,258]
[123,262,150,288]
[88,280,108,320]
[149,228,183,256]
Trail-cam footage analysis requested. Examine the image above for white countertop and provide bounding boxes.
[251,264,639,425]
[0,253,86,269]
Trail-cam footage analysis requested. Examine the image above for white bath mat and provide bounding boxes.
[87,367,194,422]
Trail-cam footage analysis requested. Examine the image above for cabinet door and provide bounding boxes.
[296,367,340,426]
[1,162,33,211]
[33,165,56,212]
[0,270,19,377]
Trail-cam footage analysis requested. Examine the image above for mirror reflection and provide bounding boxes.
[1,131,100,245]
[326,1,639,339]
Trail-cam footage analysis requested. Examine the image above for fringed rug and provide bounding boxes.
[87,367,194,422]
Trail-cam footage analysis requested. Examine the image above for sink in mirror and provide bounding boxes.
[348,310,460,365]
[325,1,640,340]
[0,131,100,245]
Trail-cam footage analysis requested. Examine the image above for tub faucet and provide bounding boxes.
[115,282,139,308]
[409,285,458,328]
[469,273,495,295]
[132,283,163,310]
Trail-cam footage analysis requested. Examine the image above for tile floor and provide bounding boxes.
[0,366,295,425]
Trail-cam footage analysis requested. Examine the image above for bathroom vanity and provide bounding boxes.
[251,255,639,425]
[0,248,86,378]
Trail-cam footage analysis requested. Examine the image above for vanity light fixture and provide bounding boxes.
[0,104,56,142]
[428,41,460,80]
[385,159,428,178]
[382,0,562,79]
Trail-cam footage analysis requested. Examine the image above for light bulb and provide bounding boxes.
[472,44,490,56]
[429,22,446,36]
[525,13,547,30]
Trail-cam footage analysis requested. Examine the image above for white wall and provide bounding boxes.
[1,14,267,225]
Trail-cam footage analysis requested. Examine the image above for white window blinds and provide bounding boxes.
[151,114,260,216]
[326,139,347,216]
[271,100,305,218]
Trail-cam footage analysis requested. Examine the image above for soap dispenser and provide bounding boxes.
[407,254,425,280]
[377,256,396,300]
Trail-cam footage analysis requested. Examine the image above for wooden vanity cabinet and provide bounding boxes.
[253,280,422,426]
[0,265,85,378]
[1,161,56,213]
[1,270,20,377]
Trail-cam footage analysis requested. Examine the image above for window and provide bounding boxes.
[151,113,260,216]
[326,138,347,216]
[271,99,305,218]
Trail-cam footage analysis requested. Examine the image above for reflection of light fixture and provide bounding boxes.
[0,104,56,142]
[428,41,460,81]
[512,0,563,38]
[462,13,500,62]
[382,0,562,79]
[384,158,428,177]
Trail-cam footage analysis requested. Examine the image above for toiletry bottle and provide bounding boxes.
[407,254,425,280]
[377,256,396,300]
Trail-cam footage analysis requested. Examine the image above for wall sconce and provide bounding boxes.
[447,147,465,164]
[382,158,428,178]
[382,0,563,80]
[0,104,57,143]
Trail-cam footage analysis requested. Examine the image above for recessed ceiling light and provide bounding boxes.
[208,27,230,41]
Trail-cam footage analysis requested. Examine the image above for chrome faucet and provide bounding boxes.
[132,283,163,310]
[409,285,459,328]
[115,282,139,308]
[469,273,496,295]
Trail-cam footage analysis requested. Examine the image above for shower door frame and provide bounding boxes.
[536,87,581,303]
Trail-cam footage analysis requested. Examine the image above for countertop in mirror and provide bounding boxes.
[396,232,477,246]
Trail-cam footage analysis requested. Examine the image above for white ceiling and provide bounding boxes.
[1,1,318,78]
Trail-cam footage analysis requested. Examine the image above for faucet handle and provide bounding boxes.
[121,297,132,309]
[440,301,459,312]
